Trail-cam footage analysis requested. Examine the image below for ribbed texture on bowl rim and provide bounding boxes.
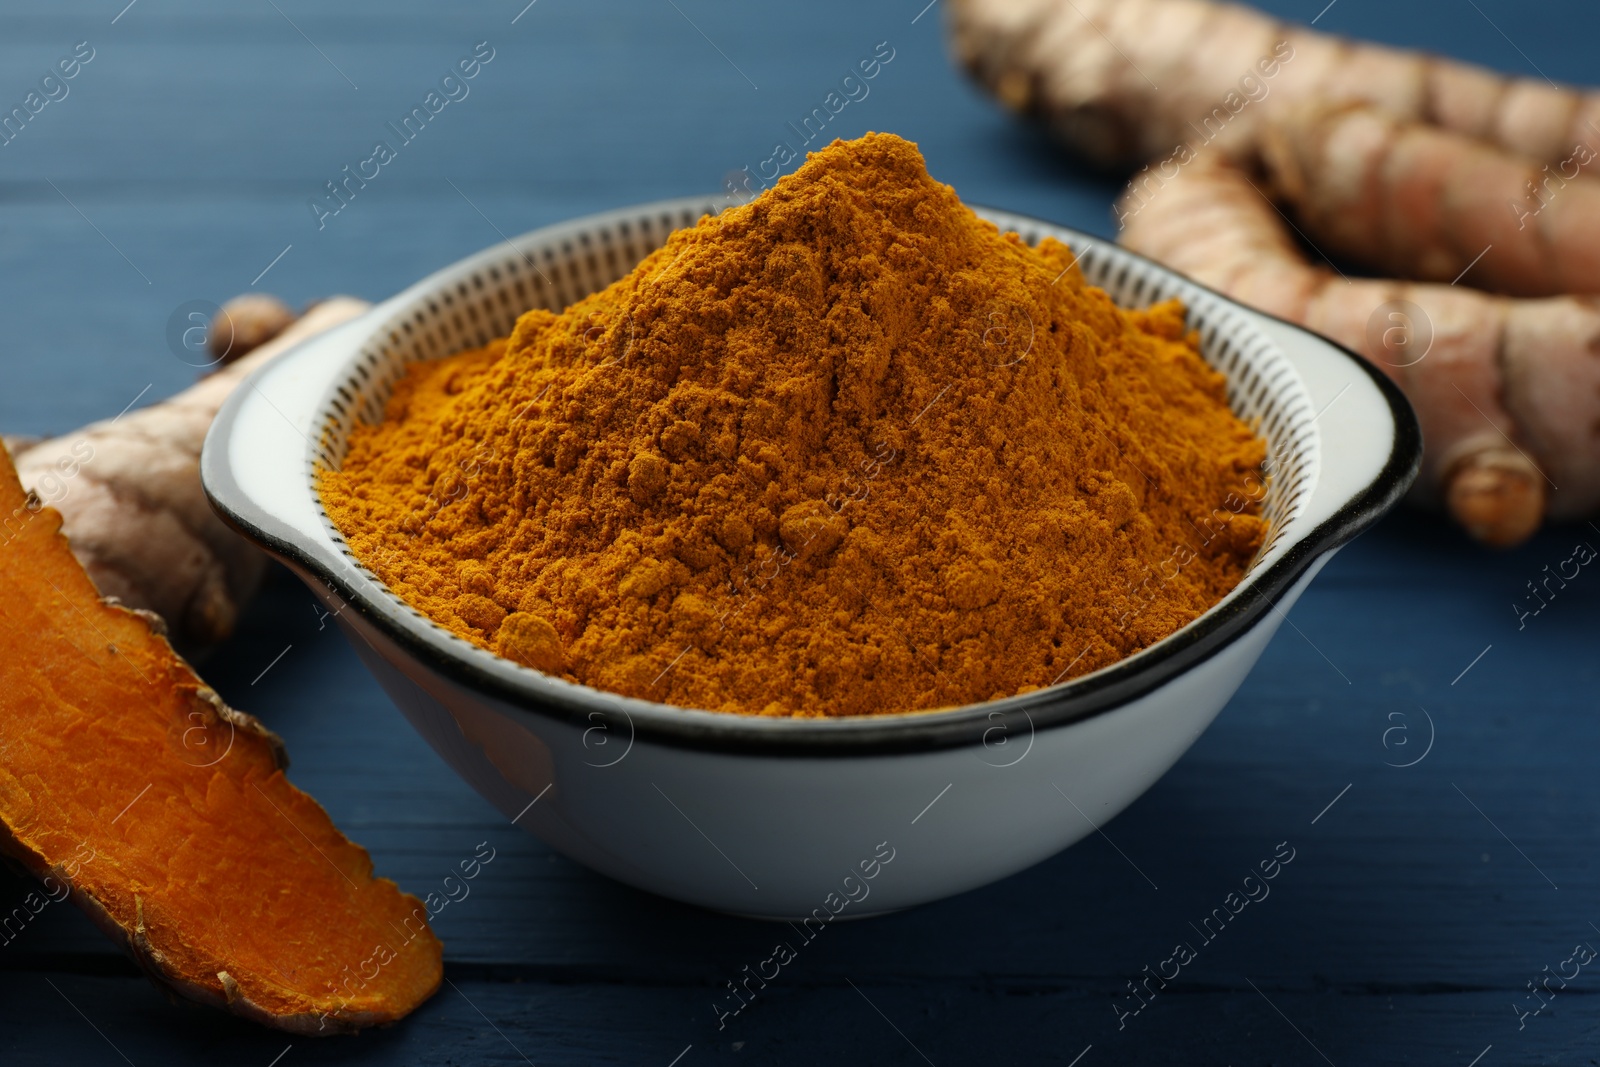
[309,197,1321,684]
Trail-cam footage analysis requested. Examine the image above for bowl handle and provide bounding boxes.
[1239,307,1419,534]
[201,307,386,573]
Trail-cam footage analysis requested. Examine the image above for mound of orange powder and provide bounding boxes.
[321,133,1265,716]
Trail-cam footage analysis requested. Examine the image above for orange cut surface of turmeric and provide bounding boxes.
[0,449,441,1034]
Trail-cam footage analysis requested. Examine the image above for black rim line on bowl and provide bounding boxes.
[202,204,1423,758]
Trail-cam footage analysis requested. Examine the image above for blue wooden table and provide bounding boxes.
[3,1,1597,1063]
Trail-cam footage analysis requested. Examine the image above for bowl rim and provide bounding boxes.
[202,198,1422,757]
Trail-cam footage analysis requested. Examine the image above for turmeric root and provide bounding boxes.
[0,446,441,1032]
[10,297,370,650]
[946,0,1600,173]
[208,293,299,366]
[1260,103,1600,296]
[1116,157,1600,546]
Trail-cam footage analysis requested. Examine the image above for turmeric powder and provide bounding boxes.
[321,133,1265,717]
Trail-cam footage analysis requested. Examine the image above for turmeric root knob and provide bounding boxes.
[209,293,297,366]
[1444,448,1546,548]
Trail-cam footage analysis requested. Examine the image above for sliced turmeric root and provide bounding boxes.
[0,449,442,1033]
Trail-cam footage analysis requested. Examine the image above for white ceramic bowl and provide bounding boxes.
[202,197,1419,919]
